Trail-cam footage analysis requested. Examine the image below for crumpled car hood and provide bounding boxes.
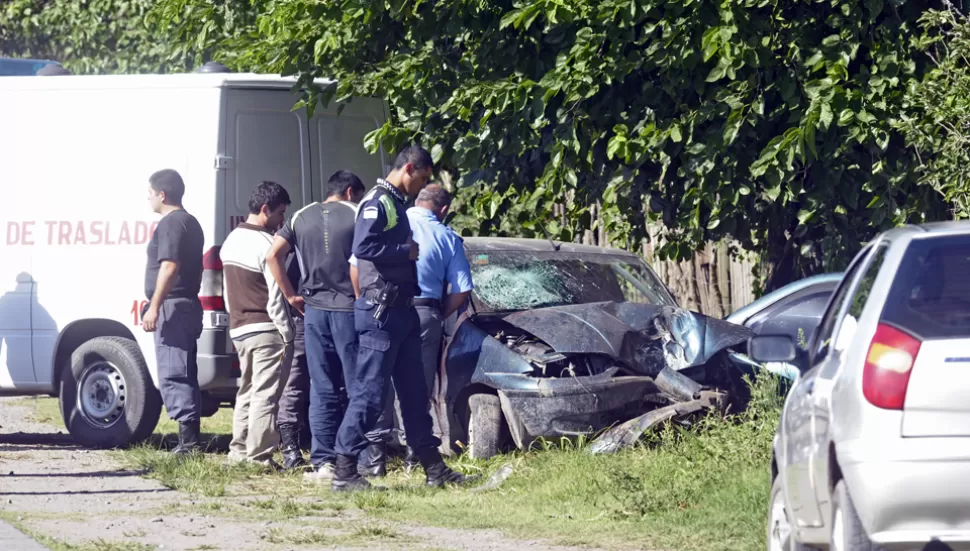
[500,301,753,375]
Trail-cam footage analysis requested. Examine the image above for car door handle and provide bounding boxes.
[804,379,815,394]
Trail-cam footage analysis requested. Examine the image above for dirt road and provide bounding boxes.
[0,397,605,551]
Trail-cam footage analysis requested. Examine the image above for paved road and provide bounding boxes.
[0,519,49,550]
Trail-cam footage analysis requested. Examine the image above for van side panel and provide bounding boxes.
[0,85,222,393]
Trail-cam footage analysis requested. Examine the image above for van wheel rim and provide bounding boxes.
[832,506,845,551]
[77,362,127,429]
[769,487,792,551]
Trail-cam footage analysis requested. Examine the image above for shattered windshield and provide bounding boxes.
[467,251,677,312]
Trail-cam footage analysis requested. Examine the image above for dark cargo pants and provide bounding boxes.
[153,297,204,424]
[277,316,308,428]
[366,305,443,446]
[343,299,439,460]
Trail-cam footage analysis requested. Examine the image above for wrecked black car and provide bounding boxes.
[429,237,760,459]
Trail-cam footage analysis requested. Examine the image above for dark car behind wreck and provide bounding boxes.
[429,237,761,459]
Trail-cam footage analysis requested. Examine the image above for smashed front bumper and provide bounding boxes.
[488,371,660,449]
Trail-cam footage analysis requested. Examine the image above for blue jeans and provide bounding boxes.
[336,297,440,459]
[303,308,357,466]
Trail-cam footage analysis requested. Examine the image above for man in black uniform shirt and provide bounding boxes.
[142,169,205,455]
[331,146,475,491]
[267,171,365,480]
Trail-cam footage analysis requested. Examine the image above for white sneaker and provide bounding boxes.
[303,462,336,482]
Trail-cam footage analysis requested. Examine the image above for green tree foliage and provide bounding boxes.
[212,0,950,288]
[0,0,183,73]
[4,0,959,290]
[897,7,970,218]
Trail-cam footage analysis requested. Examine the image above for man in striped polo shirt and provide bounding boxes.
[221,181,295,469]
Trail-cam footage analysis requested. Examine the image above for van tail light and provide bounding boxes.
[862,323,922,410]
[200,246,225,311]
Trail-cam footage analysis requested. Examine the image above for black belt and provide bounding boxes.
[412,298,441,309]
[363,288,414,307]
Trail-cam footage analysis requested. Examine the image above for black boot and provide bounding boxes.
[279,423,306,470]
[421,449,479,488]
[357,442,387,478]
[331,454,378,492]
[403,446,420,474]
[172,420,201,456]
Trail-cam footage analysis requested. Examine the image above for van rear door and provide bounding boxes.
[307,99,388,196]
[223,88,313,233]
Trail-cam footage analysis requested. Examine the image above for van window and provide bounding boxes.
[882,235,970,339]
[313,115,384,194]
[233,112,306,213]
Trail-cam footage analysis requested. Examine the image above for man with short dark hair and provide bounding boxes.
[143,168,205,456]
[221,181,295,469]
[333,145,475,491]
[354,184,473,473]
[266,170,365,479]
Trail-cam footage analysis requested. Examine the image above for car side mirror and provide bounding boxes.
[748,335,798,363]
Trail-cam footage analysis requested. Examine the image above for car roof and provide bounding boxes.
[461,237,639,257]
[725,272,844,324]
[0,72,337,91]
[879,221,970,240]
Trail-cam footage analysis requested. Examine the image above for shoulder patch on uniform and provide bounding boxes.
[362,206,379,220]
[361,188,379,202]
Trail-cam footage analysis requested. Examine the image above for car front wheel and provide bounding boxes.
[467,393,503,460]
[59,336,162,449]
[831,480,884,551]
[768,474,812,551]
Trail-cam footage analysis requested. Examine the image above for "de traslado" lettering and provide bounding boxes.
[5,221,158,246]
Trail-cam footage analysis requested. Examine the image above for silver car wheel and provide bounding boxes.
[831,506,845,551]
[769,484,793,551]
[77,361,127,429]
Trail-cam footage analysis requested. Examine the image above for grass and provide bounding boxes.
[11,372,785,551]
[266,523,416,547]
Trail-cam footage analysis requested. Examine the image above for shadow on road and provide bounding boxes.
[0,432,79,452]
[3,469,148,478]
[0,488,170,496]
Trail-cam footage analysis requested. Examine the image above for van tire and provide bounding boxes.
[59,336,161,449]
[467,393,503,460]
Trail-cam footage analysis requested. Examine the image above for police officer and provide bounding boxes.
[142,169,205,455]
[359,184,473,473]
[331,146,476,491]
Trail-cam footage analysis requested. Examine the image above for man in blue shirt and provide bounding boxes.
[358,184,474,472]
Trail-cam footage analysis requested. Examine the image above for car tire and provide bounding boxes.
[59,336,162,449]
[467,393,503,460]
[831,480,885,551]
[767,475,812,551]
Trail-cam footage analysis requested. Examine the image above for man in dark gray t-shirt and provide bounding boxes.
[142,168,205,457]
[266,170,365,480]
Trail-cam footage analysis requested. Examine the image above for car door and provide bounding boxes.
[784,246,871,528]
[808,242,888,521]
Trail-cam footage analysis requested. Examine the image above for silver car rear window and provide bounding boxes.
[882,235,970,339]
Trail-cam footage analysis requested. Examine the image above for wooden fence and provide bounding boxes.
[577,202,758,317]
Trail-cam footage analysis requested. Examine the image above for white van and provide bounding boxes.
[0,69,388,448]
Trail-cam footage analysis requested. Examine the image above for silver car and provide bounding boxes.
[750,222,970,551]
